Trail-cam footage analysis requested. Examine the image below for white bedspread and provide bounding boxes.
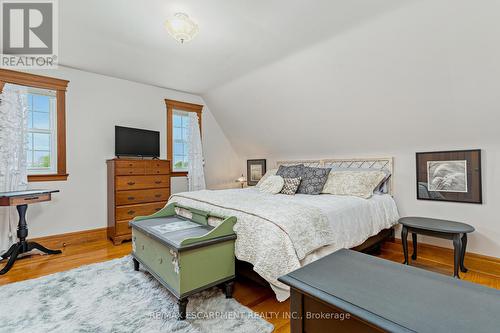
[169,188,399,301]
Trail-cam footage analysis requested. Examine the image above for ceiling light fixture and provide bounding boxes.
[164,12,199,44]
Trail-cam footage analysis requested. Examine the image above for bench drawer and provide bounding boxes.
[116,175,170,190]
[115,201,167,221]
[133,230,180,291]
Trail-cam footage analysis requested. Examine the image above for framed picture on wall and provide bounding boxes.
[247,159,266,186]
[416,149,482,204]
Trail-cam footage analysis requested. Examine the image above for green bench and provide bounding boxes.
[129,203,237,320]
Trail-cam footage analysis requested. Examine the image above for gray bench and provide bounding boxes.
[279,249,500,333]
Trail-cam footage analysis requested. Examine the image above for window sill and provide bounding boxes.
[28,174,69,182]
[171,171,188,177]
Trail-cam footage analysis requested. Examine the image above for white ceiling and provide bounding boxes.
[60,0,405,94]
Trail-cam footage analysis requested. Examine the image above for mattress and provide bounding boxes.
[169,188,399,301]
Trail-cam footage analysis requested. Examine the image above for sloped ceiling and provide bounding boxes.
[60,0,407,94]
[60,0,499,158]
[200,0,500,259]
[202,0,500,157]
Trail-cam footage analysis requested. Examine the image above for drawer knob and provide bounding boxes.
[128,210,135,215]
[127,181,136,185]
[127,196,135,200]
[154,180,162,184]
[154,194,162,198]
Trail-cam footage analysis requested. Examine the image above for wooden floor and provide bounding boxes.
[1,239,499,333]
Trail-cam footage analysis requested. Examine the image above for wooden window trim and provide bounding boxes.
[0,69,69,182]
[165,99,203,177]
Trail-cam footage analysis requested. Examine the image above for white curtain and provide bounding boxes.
[187,112,206,191]
[0,84,28,253]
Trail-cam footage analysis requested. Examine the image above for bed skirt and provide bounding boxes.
[236,227,395,287]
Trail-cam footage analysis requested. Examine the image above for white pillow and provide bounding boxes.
[258,175,285,194]
[322,171,386,199]
[256,168,278,188]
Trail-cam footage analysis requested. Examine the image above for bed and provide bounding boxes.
[167,157,400,301]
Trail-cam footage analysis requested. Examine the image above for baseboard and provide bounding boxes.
[387,238,500,264]
[385,239,500,277]
[30,228,108,249]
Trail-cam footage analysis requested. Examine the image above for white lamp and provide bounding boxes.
[165,13,199,44]
[236,174,247,188]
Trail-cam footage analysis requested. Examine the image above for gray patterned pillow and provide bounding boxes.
[297,167,331,195]
[280,177,301,195]
[276,164,304,179]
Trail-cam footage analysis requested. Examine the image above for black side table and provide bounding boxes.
[399,217,475,279]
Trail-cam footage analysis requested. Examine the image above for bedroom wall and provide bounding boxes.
[203,0,500,257]
[19,66,240,238]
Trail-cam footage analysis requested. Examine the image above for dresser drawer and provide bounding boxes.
[116,188,171,205]
[146,160,170,175]
[115,220,132,235]
[115,201,167,221]
[115,160,146,175]
[116,175,170,191]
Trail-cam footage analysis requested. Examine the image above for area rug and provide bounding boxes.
[0,256,274,333]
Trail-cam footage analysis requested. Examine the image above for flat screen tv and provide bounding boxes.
[115,126,160,158]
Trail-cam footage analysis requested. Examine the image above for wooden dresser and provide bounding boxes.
[107,158,171,245]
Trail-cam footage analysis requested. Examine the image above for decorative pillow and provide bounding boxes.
[276,164,304,179]
[321,171,386,199]
[296,167,331,195]
[280,177,301,195]
[376,173,392,194]
[330,167,391,193]
[256,168,278,188]
[258,175,284,194]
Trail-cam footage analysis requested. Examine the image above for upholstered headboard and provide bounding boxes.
[276,157,394,195]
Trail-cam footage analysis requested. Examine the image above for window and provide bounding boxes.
[24,87,58,174]
[166,99,203,176]
[172,110,190,171]
[0,68,69,182]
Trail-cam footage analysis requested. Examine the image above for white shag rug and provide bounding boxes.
[0,256,274,333]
